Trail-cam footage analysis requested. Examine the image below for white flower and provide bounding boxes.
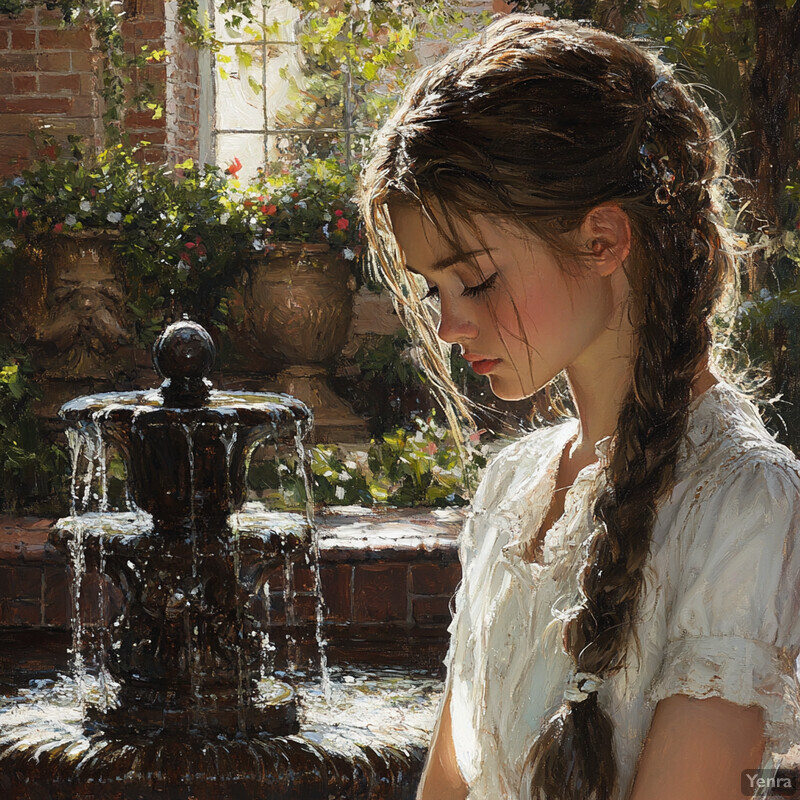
[342,248,355,261]
[220,212,230,225]
[322,223,329,237]
[64,214,77,226]
[323,213,332,222]
[337,471,350,482]
[79,200,91,212]
[281,194,292,204]
[106,211,122,224]
[252,238,265,251]
[177,259,190,272]
[334,486,346,500]
[295,200,307,209]
[2,239,16,251]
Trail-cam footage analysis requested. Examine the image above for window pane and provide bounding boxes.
[215,0,299,44]
[216,44,265,131]
[266,131,342,166]
[216,132,265,184]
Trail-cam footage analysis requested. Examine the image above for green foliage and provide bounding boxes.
[249,413,488,509]
[0,140,255,341]
[227,157,362,255]
[0,351,68,513]
[272,0,491,164]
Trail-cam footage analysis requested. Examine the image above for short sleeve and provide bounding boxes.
[648,456,800,743]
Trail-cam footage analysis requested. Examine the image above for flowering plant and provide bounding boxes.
[224,156,363,261]
[0,139,253,341]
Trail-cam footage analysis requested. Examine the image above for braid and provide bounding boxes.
[521,62,732,800]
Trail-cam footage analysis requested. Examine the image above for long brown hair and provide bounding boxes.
[359,14,745,800]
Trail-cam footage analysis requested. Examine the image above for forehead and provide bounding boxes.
[389,204,521,273]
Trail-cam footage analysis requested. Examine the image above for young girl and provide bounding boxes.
[359,13,800,800]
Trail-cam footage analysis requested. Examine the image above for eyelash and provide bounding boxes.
[423,272,498,301]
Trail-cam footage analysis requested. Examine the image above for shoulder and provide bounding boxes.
[674,384,800,561]
[471,419,577,513]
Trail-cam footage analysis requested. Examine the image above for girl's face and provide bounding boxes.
[390,205,623,401]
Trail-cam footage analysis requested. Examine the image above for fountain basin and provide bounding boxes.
[0,667,439,800]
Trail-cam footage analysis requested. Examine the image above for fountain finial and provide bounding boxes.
[154,317,215,407]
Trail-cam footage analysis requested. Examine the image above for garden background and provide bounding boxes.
[0,0,798,518]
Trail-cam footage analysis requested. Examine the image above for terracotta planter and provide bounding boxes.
[1,231,132,380]
[243,243,368,443]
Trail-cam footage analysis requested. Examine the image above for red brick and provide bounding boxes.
[412,596,452,625]
[9,565,42,601]
[38,7,71,26]
[320,564,351,623]
[0,73,13,94]
[293,566,316,592]
[36,51,70,71]
[79,72,97,94]
[353,564,407,623]
[69,51,100,73]
[11,73,36,93]
[0,9,34,28]
[125,109,166,128]
[131,130,166,145]
[43,564,69,627]
[38,27,93,50]
[410,562,461,595]
[5,601,41,626]
[292,593,317,624]
[132,20,166,39]
[0,97,71,114]
[3,52,37,71]
[134,0,166,19]
[38,73,80,94]
[9,29,35,50]
[0,136,35,173]
[68,95,97,117]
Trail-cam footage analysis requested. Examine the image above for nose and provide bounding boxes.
[436,294,478,346]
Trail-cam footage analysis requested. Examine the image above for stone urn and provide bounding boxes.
[243,242,368,443]
[1,230,133,380]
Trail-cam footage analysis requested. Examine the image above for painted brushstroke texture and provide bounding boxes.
[445,381,800,800]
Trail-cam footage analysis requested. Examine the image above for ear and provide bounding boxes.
[578,203,632,277]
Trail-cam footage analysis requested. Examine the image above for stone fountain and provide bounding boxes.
[0,320,438,800]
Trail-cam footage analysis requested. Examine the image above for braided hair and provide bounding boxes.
[359,14,741,800]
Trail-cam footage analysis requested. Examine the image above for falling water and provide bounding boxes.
[295,422,331,701]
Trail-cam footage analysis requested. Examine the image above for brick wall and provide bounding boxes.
[0,6,103,176]
[0,510,463,670]
[0,1,200,177]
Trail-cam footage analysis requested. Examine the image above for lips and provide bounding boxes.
[463,354,502,375]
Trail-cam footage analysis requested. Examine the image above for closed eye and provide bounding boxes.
[421,272,498,301]
[462,272,498,297]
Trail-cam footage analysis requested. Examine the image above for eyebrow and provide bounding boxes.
[405,248,496,274]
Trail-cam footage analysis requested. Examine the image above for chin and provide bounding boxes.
[487,375,532,402]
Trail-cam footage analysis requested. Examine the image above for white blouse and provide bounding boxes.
[444,381,800,800]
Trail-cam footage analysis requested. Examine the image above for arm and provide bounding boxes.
[417,685,469,800]
[627,694,765,800]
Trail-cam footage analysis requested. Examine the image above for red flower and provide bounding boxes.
[336,217,349,231]
[180,251,191,262]
[291,192,299,198]
[53,222,63,233]
[260,205,268,214]
[243,200,254,208]
[43,145,57,160]
[334,209,344,217]
[225,157,243,176]
[185,241,196,249]
[90,188,97,197]
[265,204,277,215]
[14,208,29,220]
